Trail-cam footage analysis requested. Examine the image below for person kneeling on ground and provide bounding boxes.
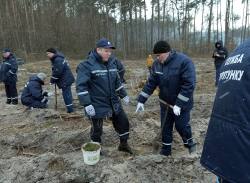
[21,73,53,110]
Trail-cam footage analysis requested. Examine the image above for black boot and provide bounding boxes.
[12,99,18,105]
[118,139,135,155]
[6,99,11,104]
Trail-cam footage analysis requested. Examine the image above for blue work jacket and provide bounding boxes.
[200,38,250,183]
[21,76,49,105]
[138,50,196,112]
[76,50,127,118]
[49,52,75,88]
[0,53,18,83]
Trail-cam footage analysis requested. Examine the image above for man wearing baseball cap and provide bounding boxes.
[76,38,134,155]
[1,48,18,105]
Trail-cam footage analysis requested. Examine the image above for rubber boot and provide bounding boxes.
[118,139,135,155]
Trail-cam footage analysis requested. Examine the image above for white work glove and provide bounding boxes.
[123,96,129,105]
[47,92,53,97]
[46,99,51,105]
[50,83,55,87]
[135,102,144,113]
[173,105,181,116]
[85,105,95,116]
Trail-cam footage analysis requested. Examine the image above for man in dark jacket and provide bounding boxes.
[136,40,196,156]
[115,59,127,84]
[46,48,75,113]
[200,39,250,183]
[1,48,18,105]
[75,38,134,155]
[21,73,52,109]
[212,40,228,86]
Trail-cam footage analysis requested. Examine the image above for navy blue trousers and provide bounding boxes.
[215,66,221,86]
[62,84,74,112]
[160,107,195,156]
[4,82,18,103]
[89,108,130,143]
[23,100,46,108]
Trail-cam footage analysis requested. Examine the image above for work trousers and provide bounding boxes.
[215,66,221,86]
[62,84,74,112]
[4,82,18,103]
[23,99,46,108]
[89,108,130,143]
[161,108,195,156]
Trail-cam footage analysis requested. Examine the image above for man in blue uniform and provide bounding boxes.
[75,38,134,155]
[136,40,196,156]
[46,48,75,113]
[1,48,18,105]
[21,73,53,110]
[200,39,250,183]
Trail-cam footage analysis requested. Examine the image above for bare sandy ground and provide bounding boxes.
[0,57,218,183]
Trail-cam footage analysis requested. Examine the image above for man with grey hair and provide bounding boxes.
[1,48,18,105]
[21,73,53,110]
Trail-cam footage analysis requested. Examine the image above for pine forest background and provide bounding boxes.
[0,0,249,61]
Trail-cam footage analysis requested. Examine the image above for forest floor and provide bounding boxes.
[0,57,218,183]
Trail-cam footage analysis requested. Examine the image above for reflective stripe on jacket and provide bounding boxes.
[138,50,196,112]
[49,52,75,88]
[76,50,127,118]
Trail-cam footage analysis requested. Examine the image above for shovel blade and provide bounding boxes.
[152,141,161,154]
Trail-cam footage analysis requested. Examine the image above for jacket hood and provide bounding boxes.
[215,40,223,48]
[50,51,65,61]
[29,75,45,85]
[163,49,176,65]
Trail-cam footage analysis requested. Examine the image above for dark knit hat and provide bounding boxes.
[2,48,10,53]
[153,41,171,54]
[46,48,57,54]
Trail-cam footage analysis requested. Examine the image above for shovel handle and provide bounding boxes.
[159,99,174,109]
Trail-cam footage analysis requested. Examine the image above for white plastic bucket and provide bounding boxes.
[81,142,101,165]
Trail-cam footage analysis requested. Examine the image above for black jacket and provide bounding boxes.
[212,40,228,68]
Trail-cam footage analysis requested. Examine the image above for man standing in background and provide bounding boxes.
[212,40,228,86]
[115,59,127,84]
[1,48,18,105]
[46,48,75,113]
[146,54,154,74]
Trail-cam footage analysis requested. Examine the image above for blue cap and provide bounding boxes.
[96,38,115,49]
[2,48,10,53]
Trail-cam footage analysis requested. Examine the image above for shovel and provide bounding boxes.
[55,84,57,109]
[152,99,173,154]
